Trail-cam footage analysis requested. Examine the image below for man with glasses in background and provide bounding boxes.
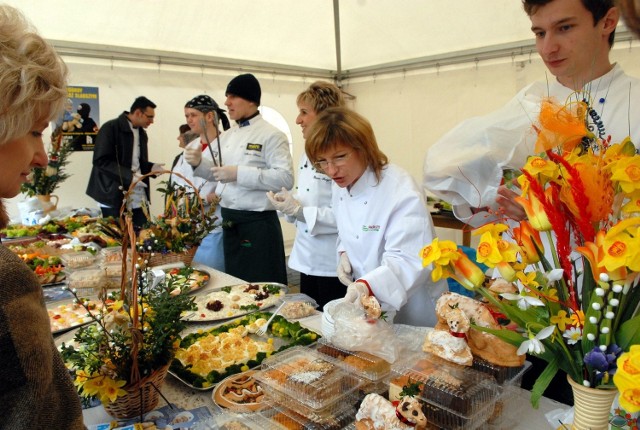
[87,96,164,228]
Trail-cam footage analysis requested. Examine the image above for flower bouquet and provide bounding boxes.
[421,97,640,412]
[59,264,196,417]
[20,126,72,197]
[128,174,218,267]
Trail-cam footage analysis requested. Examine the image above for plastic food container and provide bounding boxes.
[314,338,391,382]
[254,346,364,410]
[66,268,107,296]
[100,247,123,263]
[262,387,357,425]
[257,402,356,430]
[60,250,96,269]
[101,262,123,278]
[389,352,500,430]
[277,293,319,320]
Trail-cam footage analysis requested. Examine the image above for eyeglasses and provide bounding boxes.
[313,151,353,170]
[142,112,155,120]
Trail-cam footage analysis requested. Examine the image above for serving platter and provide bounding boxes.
[48,299,103,335]
[182,282,287,322]
[169,311,319,390]
[164,266,210,293]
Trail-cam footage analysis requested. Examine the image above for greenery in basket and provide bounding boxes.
[137,181,218,254]
[20,126,72,197]
[59,267,196,405]
[420,97,640,409]
[170,311,319,389]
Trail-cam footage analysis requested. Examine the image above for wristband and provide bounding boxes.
[356,278,374,297]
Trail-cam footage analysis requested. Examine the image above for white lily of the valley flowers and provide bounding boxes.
[501,283,545,310]
[517,325,555,355]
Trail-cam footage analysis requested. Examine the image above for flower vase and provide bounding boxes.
[36,194,58,213]
[567,375,618,430]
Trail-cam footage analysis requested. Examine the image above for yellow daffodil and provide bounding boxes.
[614,345,640,413]
[522,156,559,185]
[621,190,640,213]
[81,374,107,397]
[98,377,127,404]
[420,238,459,282]
[517,271,540,288]
[600,219,640,272]
[610,154,640,194]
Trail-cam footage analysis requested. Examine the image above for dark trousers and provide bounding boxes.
[299,273,346,310]
[221,208,287,285]
[100,206,147,230]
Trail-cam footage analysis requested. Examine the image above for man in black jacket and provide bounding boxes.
[86,96,163,228]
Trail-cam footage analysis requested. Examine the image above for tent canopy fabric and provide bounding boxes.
[10,0,545,78]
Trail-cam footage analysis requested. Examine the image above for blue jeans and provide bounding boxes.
[192,231,225,272]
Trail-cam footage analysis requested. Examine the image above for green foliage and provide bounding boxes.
[20,127,72,197]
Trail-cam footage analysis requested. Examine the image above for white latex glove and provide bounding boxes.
[211,165,238,183]
[337,252,353,286]
[183,144,202,167]
[344,281,369,304]
[266,187,302,218]
[151,163,165,172]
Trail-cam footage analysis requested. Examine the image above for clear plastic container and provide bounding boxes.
[314,338,391,382]
[257,402,356,430]
[254,346,364,410]
[261,383,358,424]
[205,410,266,430]
[101,262,123,277]
[100,247,123,263]
[66,268,107,296]
[277,293,319,320]
[472,357,531,385]
[389,352,500,430]
[60,250,96,269]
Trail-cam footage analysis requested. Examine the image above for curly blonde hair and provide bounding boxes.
[296,81,345,113]
[0,5,68,146]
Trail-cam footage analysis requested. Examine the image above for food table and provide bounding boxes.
[50,265,569,429]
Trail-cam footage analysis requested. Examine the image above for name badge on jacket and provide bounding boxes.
[246,143,263,151]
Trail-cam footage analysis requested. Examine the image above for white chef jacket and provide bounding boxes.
[334,164,447,327]
[193,115,293,211]
[424,64,640,226]
[285,154,338,277]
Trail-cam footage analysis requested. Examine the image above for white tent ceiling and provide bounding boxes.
[7,0,636,79]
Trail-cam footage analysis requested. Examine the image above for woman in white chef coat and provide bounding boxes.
[266,81,345,309]
[304,107,447,326]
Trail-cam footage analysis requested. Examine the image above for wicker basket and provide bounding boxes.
[103,364,170,419]
[141,246,198,268]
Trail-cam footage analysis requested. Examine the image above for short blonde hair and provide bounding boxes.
[0,5,68,145]
[305,107,388,183]
[296,81,345,114]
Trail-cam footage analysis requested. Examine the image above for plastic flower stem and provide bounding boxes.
[544,230,572,308]
[551,329,582,380]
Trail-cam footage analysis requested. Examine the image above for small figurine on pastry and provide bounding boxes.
[433,292,525,367]
[423,306,473,366]
[355,393,428,430]
[345,280,381,319]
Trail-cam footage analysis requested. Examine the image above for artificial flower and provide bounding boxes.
[501,281,545,311]
[517,325,556,355]
[563,327,581,345]
[614,345,640,413]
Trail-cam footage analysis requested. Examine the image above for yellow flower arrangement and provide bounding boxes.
[59,268,196,406]
[421,97,640,407]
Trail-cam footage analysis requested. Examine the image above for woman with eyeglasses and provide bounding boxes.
[305,107,447,326]
[0,5,85,428]
[266,81,346,309]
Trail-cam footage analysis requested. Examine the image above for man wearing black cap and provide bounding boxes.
[185,74,293,284]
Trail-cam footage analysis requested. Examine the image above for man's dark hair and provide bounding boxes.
[130,96,156,113]
[522,0,616,46]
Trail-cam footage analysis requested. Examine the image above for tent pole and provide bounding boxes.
[333,0,343,85]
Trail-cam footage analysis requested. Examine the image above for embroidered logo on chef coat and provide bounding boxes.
[246,143,263,151]
[362,225,380,232]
